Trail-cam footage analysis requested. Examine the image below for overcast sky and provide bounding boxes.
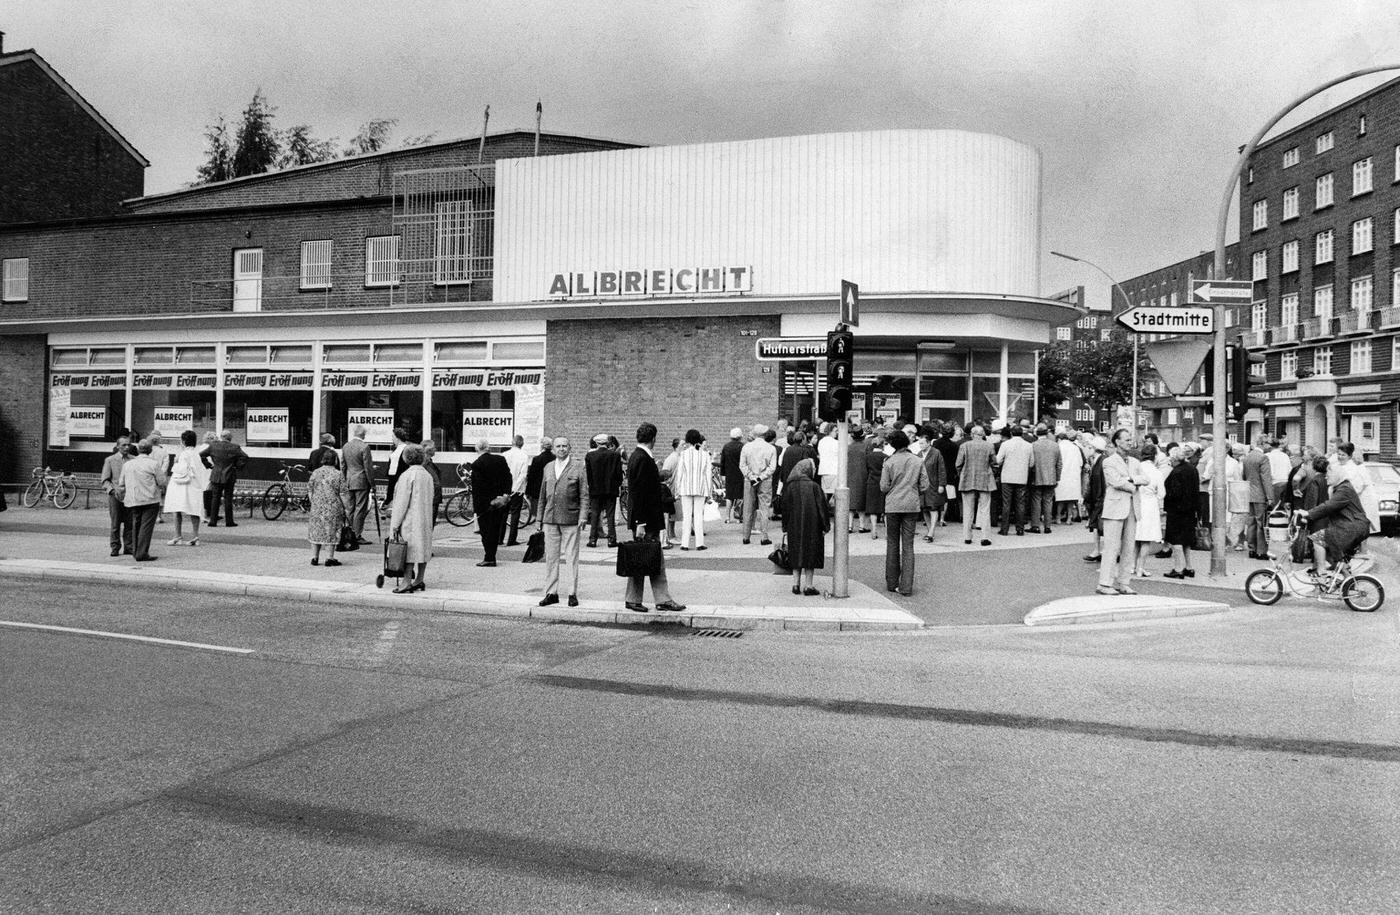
[8,0,1400,308]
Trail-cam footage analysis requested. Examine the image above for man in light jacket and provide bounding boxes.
[1097,428,1148,595]
[880,429,930,596]
[341,425,377,543]
[116,439,167,562]
[1028,424,1062,533]
[739,423,778,546]
[101,435,133,556]
[995,424,1034,536]
[956,425,996,547]
[536,436,589,608]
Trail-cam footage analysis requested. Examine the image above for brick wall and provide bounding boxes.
[0,335,46,483]
[0,57,144,223]
[544,315,782,448]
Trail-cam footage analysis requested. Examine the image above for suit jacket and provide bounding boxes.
[470,451,513,514]
[1242,450,1273,505]
[100,451,129,494]
[526,447,554,499]
[627,446,665,535]
[995,435,1033,485]
[1030,437,1062,487]
[584,446,623,497]
[1100,452,1145,521]
[341,437,376,491]
[956,439,996,492]
[202,440,248,485]
[538,456,590,525]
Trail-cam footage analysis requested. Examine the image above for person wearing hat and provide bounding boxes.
[739,423,777,545]
[584,432,624,548]
[720,426,746,523]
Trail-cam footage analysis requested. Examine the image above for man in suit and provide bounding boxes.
[994,423,1033,535]
[584,432,623,548]
[536,436,589,608]
[1097,428,1148,595]
[470,438,513,567]
[1028,423,1062,533]
[525,438,554,526]
[739,423,777,545]
[116,439,167,562]
[341,425,377,543]
[624,422,686,613]
[100,435,133,556]
[1242,436,1274,559]
[201,429,248,527]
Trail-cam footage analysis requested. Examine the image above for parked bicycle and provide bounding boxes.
[442,463,475,527]
[22,466,76,509]
[261,462,311,520]
[1244,516,1385,612]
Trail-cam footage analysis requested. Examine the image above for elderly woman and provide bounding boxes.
[421,439,443,524]
[1132,442,1166,577]
[846,427,867,532]
[919,426,947,543]
[1302,457,1370,572]
[862,433,888,538]
[389,444,435,593]
[1162,443,1200,579]
[163,429,208,547]
[780,458,830,596]
[307,449,348,567]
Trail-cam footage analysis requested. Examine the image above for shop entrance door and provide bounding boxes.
[233,248,263,312]
[1347,413,1380,459]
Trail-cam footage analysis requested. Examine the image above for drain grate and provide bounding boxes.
[692,628,744,639]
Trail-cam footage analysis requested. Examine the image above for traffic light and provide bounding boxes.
[820,329,854,421]
[1228,342,1267,421]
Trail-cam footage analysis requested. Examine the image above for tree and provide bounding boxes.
[1036,342,1074,418]
[231,90,280,178]
[1067,330,1151,414]
[399,132,437,148]
[277,125,338,169]
[345,118,398,156]
[195,115,234,184]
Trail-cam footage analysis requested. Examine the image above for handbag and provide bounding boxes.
[522,529,545,563]
[616,537,663,577]
[1290,518,1312,563]
[768,535,791,573]
[702,499,722,524]
[170,455,193,485]
[338,525,360,552]
[1192,523,1212,552]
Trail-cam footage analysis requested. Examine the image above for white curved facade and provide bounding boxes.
[493,129,1041,302]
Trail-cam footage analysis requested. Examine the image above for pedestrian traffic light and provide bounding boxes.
[821,329,854,422]
[1228,342,1267,421]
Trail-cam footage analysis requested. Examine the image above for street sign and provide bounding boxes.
[841,280,860,326]
[1115,306,1214,335]
[1190,279,1253,304]
[1144,337,1213,395]
[754,337,825,361]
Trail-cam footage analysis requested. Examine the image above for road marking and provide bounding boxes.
[0,620,254,655]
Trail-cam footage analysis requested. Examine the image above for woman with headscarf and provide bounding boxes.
[862,432,888,538]
[919,426,947,542]
[780,458,830,596]
[307,449,348,567]
[389,444,435,593]
[1162,442,1199,579]
[1055,431,1085,523]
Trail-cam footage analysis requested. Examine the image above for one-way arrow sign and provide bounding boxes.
[1116,306,1215,335]
[1190,279,1253,303]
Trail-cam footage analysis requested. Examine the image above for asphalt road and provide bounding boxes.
[3,582,1399,913]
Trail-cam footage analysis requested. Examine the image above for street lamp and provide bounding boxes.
[1050,250,1139,431]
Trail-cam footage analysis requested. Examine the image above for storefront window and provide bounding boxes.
[432,389,515,452]
[225,389,314,449]
[130,373,217,442]
[325,390,423,450]
[66,386,126,441]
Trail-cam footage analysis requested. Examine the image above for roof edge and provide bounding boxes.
[1,50,149,167]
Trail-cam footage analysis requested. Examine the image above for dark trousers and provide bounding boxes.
[1030,484,1056,529]
[998,482,1027,533]
[202,488,214,524]
[346,488,370,536]
[108,493,133,553]
[588,494,618,545]
[504,493,526,545]
[130,503,159,560]
[209,478,236,525]
[884,512,919,594]
[478,508,505,562]
[1247,502,1269,555]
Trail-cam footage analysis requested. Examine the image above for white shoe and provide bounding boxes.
[167,537,183,546]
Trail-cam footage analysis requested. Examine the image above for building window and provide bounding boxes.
[1316,130,1334,154]
[1226,308,1237,327]
[299,240,332,290]
[1282,350,1298,379]
[1352,339,1372,373]
[1074,408,1093,422]
[1169,291,1178,307]
[1166,408,1178,426]
[1359,114,1368,136]
[1314,284,1333,321]
[1393,269,1400,310]
[1316,228,1334,264]
[1393,337,1400,369]
[1252,199,1268,231]
[1314,346,1332,376]
[1282,240,1299,274]
[1315,173,1334,208]
[1055,326,1072,341]
[364,236,400,287]
[1281,292,1298,326]
[1252,250,1268,280]
[434,200,483,284]
[1352,216,1373,255]
[1076,315,1097,329]
[2,257,28,302]
[1099,328,1111,342]
[1247,166,1254,185]
[1251,359,1266,379]
[1351,274,1373,310]
[1252,301,1267,332]
[1353,157,1374,195]
[1282,186,1299,220]
[1395,145,1400,182]
[1283,147,1299,168]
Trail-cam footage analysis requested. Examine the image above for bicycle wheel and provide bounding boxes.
[22,479,43,508]
[262,483,288,521]
[443,491,475,527]
[296,491,311,514]
[1244,569,1284,605]
[1343,574,1385,612]
[53,477,77,509]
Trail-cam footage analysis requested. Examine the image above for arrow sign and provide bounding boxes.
[1144,337,1214,396]
[1116,306,1214,335]
[1190,279,1253,303]
[841,280,860,326]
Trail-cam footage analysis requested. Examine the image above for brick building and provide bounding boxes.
[1046,285,1114,434]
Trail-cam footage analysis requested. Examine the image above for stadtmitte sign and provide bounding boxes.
[548,266,753,298]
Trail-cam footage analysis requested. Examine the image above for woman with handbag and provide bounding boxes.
[780,458,830,596]
[672,429,713,550]
[161,429,207,546]
[307,449,349,567]
[862,433,888,537]
[1161,444,1199,579]
[389,445,435,593]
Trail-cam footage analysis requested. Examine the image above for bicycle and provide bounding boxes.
[442,463,475,527]
[261,462,311,520]
[23,466,77,509]
[1244,516,1385,612]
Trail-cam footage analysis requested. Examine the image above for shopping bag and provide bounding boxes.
[616,538,663,577]
[1192,523,1212,552]
[383,537,408,577]
[338,525,360,552]
[702,499,722,524]
[522,530,545,563]
[1290,522,1312,563]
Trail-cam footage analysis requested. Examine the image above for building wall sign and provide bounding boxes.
[68,405,107,438]
[51,373,124,388]
[322,371,422,390]
[346,409,396,444]
[461,410,516,446]
[131,373,217,390]
[225,372,314,389]
[153,407,194,438]
[431,369,545,389]
[246,408,290,443]
[547,266,752,299]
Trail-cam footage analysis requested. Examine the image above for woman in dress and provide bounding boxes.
[863,432,888,538]
[389,444,435,593]
[1161,443,1199,579]
[919,426,947,542]
[1055,431,1084,523]
[162,429,208,546]
[780,458,830,596]
[1132,442,1166,577]
[846,427,867,532]
[307,449,348,567]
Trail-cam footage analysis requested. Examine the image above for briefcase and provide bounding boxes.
[522,530,545,563]
[616,538,663,577]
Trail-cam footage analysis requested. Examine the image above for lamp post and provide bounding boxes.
[1051,250,1138,431]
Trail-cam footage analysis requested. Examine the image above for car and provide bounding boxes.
[1361,461,1400,533]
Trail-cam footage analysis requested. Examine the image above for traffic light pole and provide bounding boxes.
[833,417,850,598]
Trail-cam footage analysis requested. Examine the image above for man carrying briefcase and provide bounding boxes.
[621,422,686,614]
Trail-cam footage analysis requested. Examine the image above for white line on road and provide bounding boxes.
[0,620,255,654]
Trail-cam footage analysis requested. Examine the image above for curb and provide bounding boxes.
[0,561,924,633]
[1023,594,1231,626]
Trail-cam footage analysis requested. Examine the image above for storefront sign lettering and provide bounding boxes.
[50,373,125,389]
[152,407,194,438]
[226,372,314,389]
[431,369,546,389]
[246,408,290,443]
[131,373,216,390]
[68,406,107,438]
[461,410,515,447]
[346,409,396,445]
[322,371,421,390]
[548,266,753,298]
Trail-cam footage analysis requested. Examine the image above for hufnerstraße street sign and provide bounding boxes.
[1189,279,1253,304]
[755,338,826,360]
[1115,306,1215,335]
